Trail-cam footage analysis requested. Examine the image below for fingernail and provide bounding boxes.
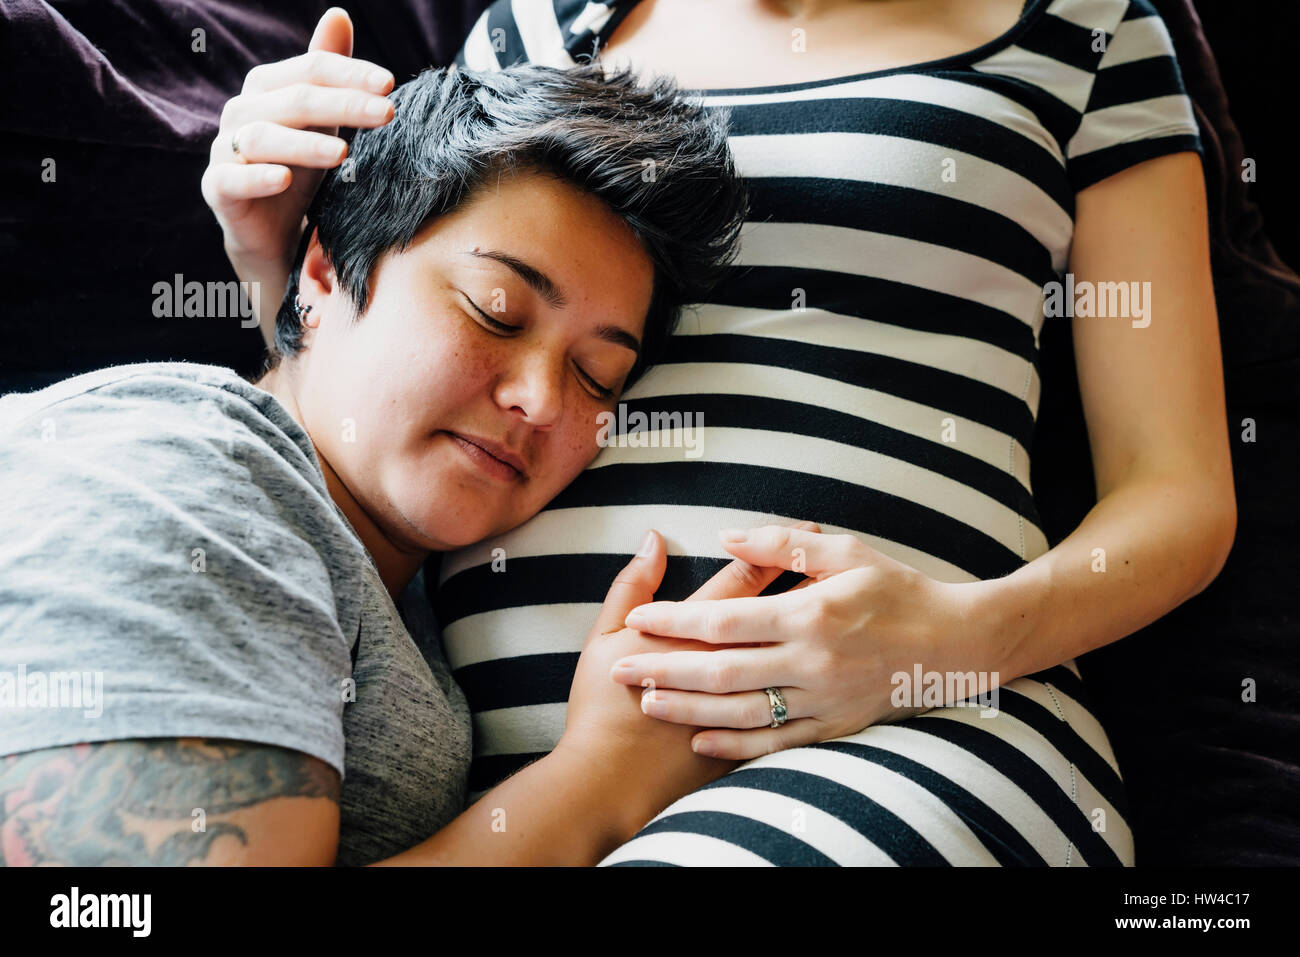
[262,168,287,187]
[719,528,747,544]
[365,97,391,119]
[368,69,393,92]
[315,138,342,160]
[609,660,636,676]
[692,738,716,757]
[625,609,647,629]
[637,530,655,557]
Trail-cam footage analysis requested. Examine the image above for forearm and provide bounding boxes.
[372,746,649,866]
[973,471,1236,683]
[227,247,291,350]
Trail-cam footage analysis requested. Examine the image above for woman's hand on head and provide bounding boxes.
[608,526,1000,760]
[557,522,820,805]
[200,7,395,271]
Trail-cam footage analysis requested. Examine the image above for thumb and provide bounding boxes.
[591,530,666,637]
[308,6,354,57]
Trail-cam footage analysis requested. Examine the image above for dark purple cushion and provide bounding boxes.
[0,0,491,392]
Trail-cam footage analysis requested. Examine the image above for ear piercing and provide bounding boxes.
[293,294,313,323]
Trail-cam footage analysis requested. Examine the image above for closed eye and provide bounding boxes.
[576,365,616,400]
[461,292,519,333]
[461,291,617,399]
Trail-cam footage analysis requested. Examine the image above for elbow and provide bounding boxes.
[1194,495,1238,595]
[1214,483,1238,573]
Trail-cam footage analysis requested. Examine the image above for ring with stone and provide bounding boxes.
[764,687,788,728]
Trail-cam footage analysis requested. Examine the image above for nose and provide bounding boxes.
[493,348,565,430]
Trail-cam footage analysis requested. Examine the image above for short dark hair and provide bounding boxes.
[270,62,748,385]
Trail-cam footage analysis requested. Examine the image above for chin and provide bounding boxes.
[385,475,498,548]
[405,508,505,552]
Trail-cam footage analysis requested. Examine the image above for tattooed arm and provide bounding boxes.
[0,739,340,866]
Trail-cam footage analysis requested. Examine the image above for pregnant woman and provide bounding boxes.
[206,1,1236,865]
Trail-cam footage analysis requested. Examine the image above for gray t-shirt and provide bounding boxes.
[0,362,473,865]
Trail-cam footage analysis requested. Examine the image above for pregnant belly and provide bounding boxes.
[433,400,1042,792]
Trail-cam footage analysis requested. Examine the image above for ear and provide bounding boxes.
[297,228,339,332]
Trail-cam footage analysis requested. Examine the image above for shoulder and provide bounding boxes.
[0,361,358,631]
[1,360,301,434]
[1026,0,1171,37]
[0,364,368,778]
[456,0,632,70]
[969,0,1199,188]
[1,361,320,486]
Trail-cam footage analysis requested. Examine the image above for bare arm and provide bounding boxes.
[375,745,659,866]
[984,151,1238,680]
[0,737,651,867]
[0,739,340,866]
[0,533,791,866]
[201,9,395,346]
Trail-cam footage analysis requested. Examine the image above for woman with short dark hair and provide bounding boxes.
[0,61,757,866]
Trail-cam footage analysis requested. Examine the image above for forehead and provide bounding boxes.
[408,169,656,316]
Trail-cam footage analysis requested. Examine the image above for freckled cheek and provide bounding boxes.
[421,323,505,397]
[535,412,603,487]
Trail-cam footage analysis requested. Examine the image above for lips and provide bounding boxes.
[446,431,527,482]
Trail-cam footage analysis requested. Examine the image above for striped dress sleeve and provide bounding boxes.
[1065,0,1202,191]
[455,0,614,71]
[454,2,513,71]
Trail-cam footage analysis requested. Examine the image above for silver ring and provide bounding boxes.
[764,687,788,728]
[230,128,247,163]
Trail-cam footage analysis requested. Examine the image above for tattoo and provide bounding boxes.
[0,739,339,865]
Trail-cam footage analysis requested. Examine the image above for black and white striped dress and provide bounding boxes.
[432,0,1201,865]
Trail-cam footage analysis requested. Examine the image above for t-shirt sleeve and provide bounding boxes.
[0,373,354,775]
[1065,0,1202,192]
[453,0,516,71]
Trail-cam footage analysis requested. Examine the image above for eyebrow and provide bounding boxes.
[463,248,642,354]
[594,324,641,355]
[465,248,568,309]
